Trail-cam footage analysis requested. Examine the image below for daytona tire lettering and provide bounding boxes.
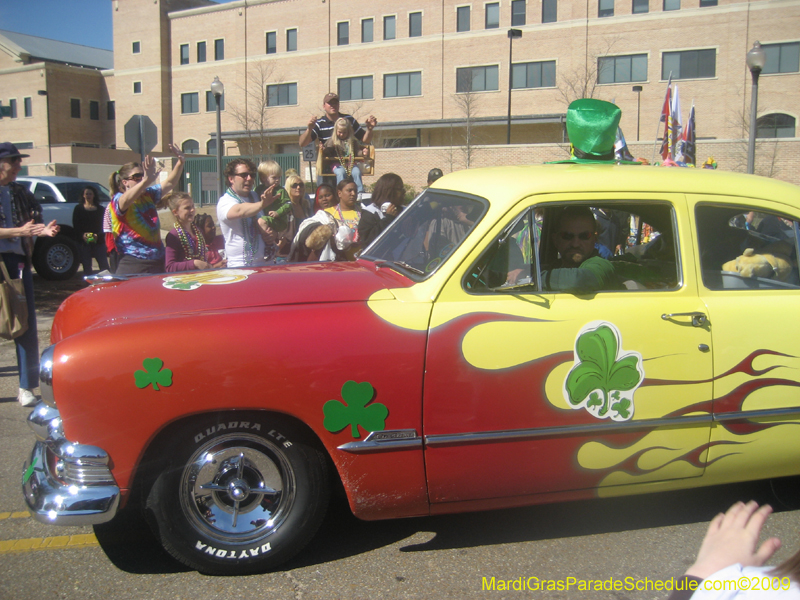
[195,541,272,558]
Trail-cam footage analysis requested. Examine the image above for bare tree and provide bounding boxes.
[556,37,621,107]
[228,61,276,157]
[451,72,483,169]
[726,103,782,178]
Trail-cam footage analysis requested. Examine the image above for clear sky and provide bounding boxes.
[0,0,238,51]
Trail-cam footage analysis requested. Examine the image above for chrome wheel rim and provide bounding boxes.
[180,433,296,544]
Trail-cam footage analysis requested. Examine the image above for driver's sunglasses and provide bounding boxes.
[124,173,144,182]
[559,231,593,241]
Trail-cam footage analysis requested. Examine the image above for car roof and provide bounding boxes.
[17,176,102,184]
[431,164,800,210]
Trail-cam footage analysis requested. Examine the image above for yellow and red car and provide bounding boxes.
[22,164,800,574]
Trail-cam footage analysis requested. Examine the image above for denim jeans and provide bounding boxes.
[333,165,363,193]
[1,253,38,390]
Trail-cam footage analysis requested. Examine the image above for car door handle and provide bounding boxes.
[661,312,707,327]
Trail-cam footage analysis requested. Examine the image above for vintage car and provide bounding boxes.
[22,164,800,575]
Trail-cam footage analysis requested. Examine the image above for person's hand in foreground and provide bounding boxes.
[686,501,782,580]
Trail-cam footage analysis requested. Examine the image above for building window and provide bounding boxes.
[632,0,649,12]
[663,0,680,10]
[214,39,224,61]
[206,90,224,111]
[70,98,80,119]
[133,81,142,94]
[662,49,715,79]
[107,101,115,120]
[197,41,206,62]
[8,99,17,118]
[512,60,556,88]
[182,140,200,154]
[207,139,217,155]
[512,0,527,25]
[180,44,189,65]
[384,15,396,40]
[362,18,374,42]
[456,65,499,92]
[384,72,422,97]
[699,0,716,5]
[409,12,422,37]
[90,100,99,120]
[266,32,277,54]
[756,114,796,138]
[287,28,297,52]
[599,54,648,83]
[338,22,349,46]
[485,3,500,28]
[267,83,297,106]
[457,6,471,32]
[338,76,374,101]
[598,0,614,17]
[542,0,557,22]
[763,42,800,74]
[132,41,140,54]
[23,97,32,118]
[181,92,199,114]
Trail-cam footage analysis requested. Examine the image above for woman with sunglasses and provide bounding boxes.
[107,143,185,274]
[274,175,313,257]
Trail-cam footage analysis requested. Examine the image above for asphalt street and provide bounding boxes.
[1,276,800,600]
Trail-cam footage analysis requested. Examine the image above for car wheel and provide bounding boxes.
[146,416,330,575]
[33,235,79,280]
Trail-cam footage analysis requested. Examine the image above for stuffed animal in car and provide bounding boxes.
[722,241,794,281]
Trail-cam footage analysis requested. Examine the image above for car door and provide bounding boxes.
[423,193,714,505]
[690,196,800,485]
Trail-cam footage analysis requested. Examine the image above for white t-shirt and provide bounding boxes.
[217,191,268,268]
[691,564,800,600]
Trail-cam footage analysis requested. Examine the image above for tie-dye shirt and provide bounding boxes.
[111,184,165,260]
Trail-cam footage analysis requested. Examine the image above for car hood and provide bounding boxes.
[51,261,413,342]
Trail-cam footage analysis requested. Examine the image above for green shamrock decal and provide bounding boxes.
[22,456,38,485]
[134,357,173,391]
[323,381,388,438]
[164,280,200,290]
[564,322,643,422]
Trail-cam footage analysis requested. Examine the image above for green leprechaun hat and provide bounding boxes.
[549,98,639,164]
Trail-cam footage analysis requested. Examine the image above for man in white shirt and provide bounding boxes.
[216,158,277,267]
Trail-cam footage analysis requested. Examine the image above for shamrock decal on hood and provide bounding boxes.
[563,321,643,422]
[323,381,388,438]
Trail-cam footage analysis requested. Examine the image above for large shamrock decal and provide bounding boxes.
[323,381,388,438]
[134,357,173,391]
[563,322,643,422]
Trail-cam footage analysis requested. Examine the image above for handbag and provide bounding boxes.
[0,262,29,340]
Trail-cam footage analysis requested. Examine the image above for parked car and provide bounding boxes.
[22,164,800,575]
[15,176,111,280]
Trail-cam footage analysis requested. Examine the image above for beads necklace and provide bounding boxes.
[226,187,258,265]
[335,142,355,177]
[175,221,207,261]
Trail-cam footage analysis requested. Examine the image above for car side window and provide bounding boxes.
[32,183,58,203]
[466,202,680,294]
[697,205,800,290]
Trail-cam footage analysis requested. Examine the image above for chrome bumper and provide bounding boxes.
[22,403,120,526]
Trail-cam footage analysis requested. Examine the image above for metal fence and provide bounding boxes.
[183,153,300,206]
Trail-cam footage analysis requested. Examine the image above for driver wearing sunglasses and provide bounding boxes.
[542,206,620,293]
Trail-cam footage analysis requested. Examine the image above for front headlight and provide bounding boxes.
[39,345,55,408]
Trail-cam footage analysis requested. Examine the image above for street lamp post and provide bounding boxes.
[210,76,225,198]
[746,41,766,175]
[37,90,52,164]
[632,85,643,142]
[506,29,523,145]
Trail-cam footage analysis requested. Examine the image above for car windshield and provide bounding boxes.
[361,190,487,279]
[55,182,112,203]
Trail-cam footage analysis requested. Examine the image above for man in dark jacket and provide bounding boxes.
[0,143,59,406]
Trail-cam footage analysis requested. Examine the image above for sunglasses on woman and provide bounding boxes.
[291,183,304,188]
[125,173,144,182]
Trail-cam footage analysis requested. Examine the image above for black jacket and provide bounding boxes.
[2,181,43,260]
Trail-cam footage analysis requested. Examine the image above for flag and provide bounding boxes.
[615,127,635,162]
[670,85,683,159]
[676,104,696,165]
[659,76,672,160]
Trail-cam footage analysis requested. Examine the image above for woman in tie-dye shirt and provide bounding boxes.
[108,144,185,274]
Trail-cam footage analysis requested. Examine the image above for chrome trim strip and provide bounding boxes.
[337,429,422,453]
[713,407,800,422]
[425,414,712,447]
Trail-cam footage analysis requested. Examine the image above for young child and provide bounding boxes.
[164,192,209,272]
[323,118,368,193]
[256,160,292,232]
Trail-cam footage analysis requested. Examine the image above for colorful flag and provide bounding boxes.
[615,127,635,162]
[659,76,672,160]
[676,104,696,165]
[670,85,683,159]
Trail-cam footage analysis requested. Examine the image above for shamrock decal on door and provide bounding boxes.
[323,381,388,438]
[563,322,643,422]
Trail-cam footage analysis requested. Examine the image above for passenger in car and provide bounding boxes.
[541,206,620,293]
